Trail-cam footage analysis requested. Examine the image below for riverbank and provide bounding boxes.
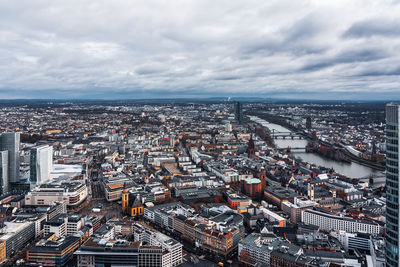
[249,112,385,172]
[249,115,383,179]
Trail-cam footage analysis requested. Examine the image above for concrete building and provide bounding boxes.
[269,247,311,267]
[43,214,85,238]
[261,208,287,227]
[25,182,88,207]
[330,230,372,252]
[27,235,80,266]
[30,145,53,185]
[44,215,67,237]
[264,185,298,209]
[0,221,35,263]
[144,202,243,258]
[75,238,162,267]
[0,132,20,183]
[302,209,383,235]
[227,193,251,210]
[386,103,400,267]
[67,214,85,236]
[133,223,183,267]
[0,151,8,194]
[238,232,277,266]
[282,197,317,224]
[75,220,180,267]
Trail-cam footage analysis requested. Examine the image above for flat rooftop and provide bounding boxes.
[265,185,298,200]
[0,221,34,241]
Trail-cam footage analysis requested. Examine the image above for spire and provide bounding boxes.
[248,134,255,158]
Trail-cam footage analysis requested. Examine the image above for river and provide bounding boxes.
[250,116,383,179]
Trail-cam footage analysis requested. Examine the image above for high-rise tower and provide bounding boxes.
[386,103,400,267]
[0,132,20,183]
[306,117,312,129]
[234,101,243,124]
[0,150,8,194]
[30,145,53,185]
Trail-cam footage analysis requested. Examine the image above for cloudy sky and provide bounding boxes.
[1,0,400,100]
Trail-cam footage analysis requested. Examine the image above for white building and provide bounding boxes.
[0,150,8,194]
[133,223,183,267]
[67,214,85,236]
[238,232,277,266]
[225,123,232,132]
[30,145,53,185]
[302,209,383,235]
[0,221,35,262]
[44,216,67,237]
[330,230,372,252]
[25,182,88,207]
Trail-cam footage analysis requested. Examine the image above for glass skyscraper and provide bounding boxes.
[30,145,53,184]
[234,101,243,124]
[386,103,400,267]
[0,132,20,184]
[0,150,8,194]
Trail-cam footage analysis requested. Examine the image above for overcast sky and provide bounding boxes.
[1,0,400,100]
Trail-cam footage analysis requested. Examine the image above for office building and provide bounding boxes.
[238,233,277,266]
[282,197,317,224]
[133,223,183,266]
[75,220,180,267]
[44,215,68,237]
[386,103,400,267]
[0,221,35,263]
[27,235,80,267]
[0,132,20,183]
[269,248,312,267]
[330,230,372,252]
[302,209,383,235]
[227,192,252,210]
[25,182,88,207]
[30,145,53,184]
[0,151,8,194]
[75,239,163,267]
[264,185,298,209]
[234,101,243,124]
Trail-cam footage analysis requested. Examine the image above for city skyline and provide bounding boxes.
[1,1,400,100]
[0,100,387,265]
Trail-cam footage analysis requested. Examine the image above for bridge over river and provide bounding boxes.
[275,147,305,152]
[249,115,383,179]
[271,129,304,139]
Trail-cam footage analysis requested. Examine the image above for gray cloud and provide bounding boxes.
[301,48,389,71]
[0,0,399,99]
[343,19,400,38]
[358,66,400,76]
